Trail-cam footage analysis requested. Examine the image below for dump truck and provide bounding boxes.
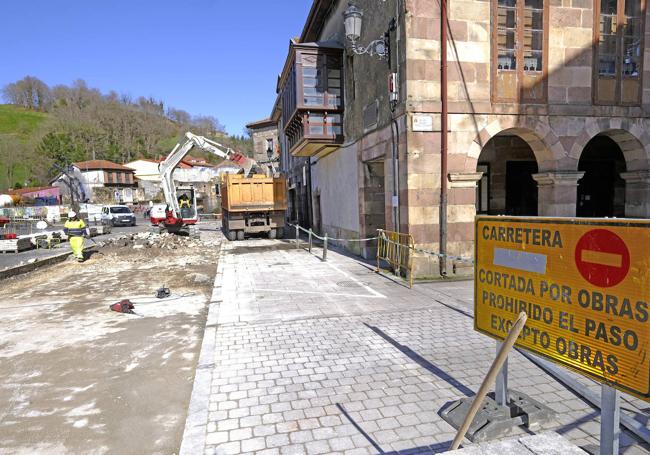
[221,174,287,241]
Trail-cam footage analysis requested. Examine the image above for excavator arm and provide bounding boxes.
[159,132,259,219]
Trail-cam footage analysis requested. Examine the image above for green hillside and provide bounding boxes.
[0,104,48,137]
[0,105,49,190]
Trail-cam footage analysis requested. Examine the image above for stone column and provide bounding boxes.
[447,172,484,275]
[532,171,584,217]
[621,170,650,218]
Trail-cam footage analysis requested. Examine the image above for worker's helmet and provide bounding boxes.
[68,211,77,219]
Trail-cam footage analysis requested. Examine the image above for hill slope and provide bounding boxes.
[0,105,50,190]
[0,104,48,138]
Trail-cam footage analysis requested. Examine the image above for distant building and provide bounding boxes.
[124,159,193,199]
[7,186,60,206]
[124,158,241,211]
[66,160,140,204]
[246,118,279,165]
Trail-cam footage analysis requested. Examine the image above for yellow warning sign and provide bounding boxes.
[475,216,650,400]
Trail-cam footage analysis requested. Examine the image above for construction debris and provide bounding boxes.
[95,231,218,250]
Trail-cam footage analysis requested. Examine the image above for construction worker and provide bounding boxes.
[178,194,192,218]
[178,194,191,208]
[64,211,88,262]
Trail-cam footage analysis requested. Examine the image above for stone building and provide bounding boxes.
[52,160,142,204]
[273,0,650,276]
[246,118,279,165]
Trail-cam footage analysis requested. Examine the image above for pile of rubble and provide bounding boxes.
[96,231,218,250]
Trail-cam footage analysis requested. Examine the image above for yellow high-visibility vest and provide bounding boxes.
[64,219,86,237]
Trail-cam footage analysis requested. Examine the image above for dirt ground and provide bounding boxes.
[0,226,221,455]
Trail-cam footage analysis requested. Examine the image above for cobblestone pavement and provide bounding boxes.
[181,238,650,455]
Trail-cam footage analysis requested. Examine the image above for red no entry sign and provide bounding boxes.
[574,229,630,287]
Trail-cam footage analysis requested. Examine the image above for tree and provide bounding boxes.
[3,76,246,187]
[167,107,191,125]
[2,76,51,111]
[192,115,225,135]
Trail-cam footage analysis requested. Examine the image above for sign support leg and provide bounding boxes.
[600,384,620,455]
[495,341,508,406]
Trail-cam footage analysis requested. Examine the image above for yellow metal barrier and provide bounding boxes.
[376,229,414,288]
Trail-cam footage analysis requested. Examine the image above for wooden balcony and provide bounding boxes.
[278,42,344,158]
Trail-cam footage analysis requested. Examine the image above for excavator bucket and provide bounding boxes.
[230,152,255,177]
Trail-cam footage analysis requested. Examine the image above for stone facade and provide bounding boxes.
[246,118,279,165]
[276,0,650,277]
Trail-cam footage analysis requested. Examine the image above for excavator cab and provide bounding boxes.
[176,187,197,221]
[162,186,198,236]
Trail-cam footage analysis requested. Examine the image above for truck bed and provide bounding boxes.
[221,174,287,213]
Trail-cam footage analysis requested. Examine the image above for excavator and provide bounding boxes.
[157,131,267,236]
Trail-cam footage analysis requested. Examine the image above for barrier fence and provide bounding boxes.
[289,223,329,261]
[376,229,415,288]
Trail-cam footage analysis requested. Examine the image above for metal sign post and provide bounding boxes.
[495,341,508,406]
[600,384,620,455]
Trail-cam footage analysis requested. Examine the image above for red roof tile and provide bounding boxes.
[8,186,58,195]
[74,160,133,171]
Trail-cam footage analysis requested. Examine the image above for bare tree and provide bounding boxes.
[167,107,191,125]
[2,76,51,111]
[192,115,226,135]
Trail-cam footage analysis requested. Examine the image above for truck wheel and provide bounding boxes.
[268,229,277,239]
[236,231,245,241]
[226,230,236,241]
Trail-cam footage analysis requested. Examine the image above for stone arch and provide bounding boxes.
[468,117,565,171]
[568,119,650,171]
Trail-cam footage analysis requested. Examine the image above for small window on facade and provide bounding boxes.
[493,0,547,102]
[497,0,517,71]
[477,164,490,214]
[594,0,644,104]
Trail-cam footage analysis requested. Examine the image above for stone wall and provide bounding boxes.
[249,123,278,164]
[401,0,650,275]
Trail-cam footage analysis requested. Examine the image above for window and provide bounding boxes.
[493,0,547,102]
[476,164,490,214]
[594,0,644,104]
[300,53,342,108]
[266,138,274,152]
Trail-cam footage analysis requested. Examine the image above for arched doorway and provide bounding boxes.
[476,134,539,215]
[577,135,626,217]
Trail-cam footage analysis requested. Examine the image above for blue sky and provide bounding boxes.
[0,1,313,135]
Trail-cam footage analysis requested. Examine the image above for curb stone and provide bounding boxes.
[179,241,225,455]
[0,245,98,281]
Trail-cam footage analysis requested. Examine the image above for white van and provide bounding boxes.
[101,205,136,227]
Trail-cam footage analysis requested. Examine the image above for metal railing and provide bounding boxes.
[286,223,474,283]
[376,229,415,288]
[290,223,329,261]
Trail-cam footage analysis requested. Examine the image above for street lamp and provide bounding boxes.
[343,2,394,60]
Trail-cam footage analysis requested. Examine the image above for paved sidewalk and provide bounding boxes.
[181,238,650,455]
